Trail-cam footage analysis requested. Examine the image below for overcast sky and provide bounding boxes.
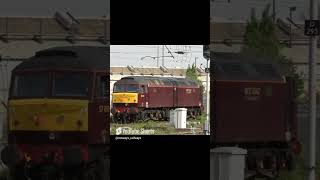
[111,45,207,69]
[0,0,109,17]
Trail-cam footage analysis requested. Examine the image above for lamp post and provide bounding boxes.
[289,7,296,47]
[202,45,210,135]
[308,0,318,179]
[204,57,210,135]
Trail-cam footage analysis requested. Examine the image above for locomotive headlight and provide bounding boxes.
[34,115,45,126]
[285,131,291,142]
[49,132,55,140]
[24,153,31,162]
[80,108,88,114]
[13,120,20,127]
[77,120,83,127]
[56,115,65,124]
[34,115,40,126]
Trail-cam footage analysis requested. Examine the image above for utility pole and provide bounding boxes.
[162,45,164,67]
[204,57,210,135]
[308,0,318,179]
[272,0,276,23]
[202,45,210,135]
[289,7,296,48]
[157,45,159,67]
[290,9,292,47]
[195,57,198,67]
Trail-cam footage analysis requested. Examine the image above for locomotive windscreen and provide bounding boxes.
[53,72,89,97]
[113,84,139,92]
[13,73,49,97]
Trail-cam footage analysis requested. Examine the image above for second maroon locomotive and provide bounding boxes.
[111,76,203,122]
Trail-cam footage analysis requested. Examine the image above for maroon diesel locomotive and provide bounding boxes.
[111,76,203,122]
[1,46,109,180]
[211,52,301,179]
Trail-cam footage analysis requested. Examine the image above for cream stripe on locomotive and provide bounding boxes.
[9,99,88,131]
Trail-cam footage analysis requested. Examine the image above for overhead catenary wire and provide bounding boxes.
[110,45,205,68]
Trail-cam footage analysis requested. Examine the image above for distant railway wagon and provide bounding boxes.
[111,76,203,122]
[1,46,110,180]
[211,53,301,179]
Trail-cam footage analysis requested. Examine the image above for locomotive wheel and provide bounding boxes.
[82,158,109,180]
[144,113,150,121]
[95,157,109,180]
[121,114,127,124]
[149,113,154,120]
[286,153,295,171]
[155,111,162,120]
[1,145,20,168]
[138,112,142,121]
[10,162,28,180]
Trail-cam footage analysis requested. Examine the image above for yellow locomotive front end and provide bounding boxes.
[111,82,140,123]
[1,46,110,180]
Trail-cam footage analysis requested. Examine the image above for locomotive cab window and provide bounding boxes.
[127,85,138,92]
[113,84,138,92]
[53,72,89,97]
[12,73,49,98]
[113,84,125,92]
[96,75,107,98]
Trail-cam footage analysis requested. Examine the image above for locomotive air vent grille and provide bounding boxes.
[221,63,247,76]
[252,64,278,78]
[121,77,134,80]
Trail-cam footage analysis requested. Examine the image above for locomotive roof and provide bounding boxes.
[116,76,199,87]
[212,52,284,81]
[13,46,109,71]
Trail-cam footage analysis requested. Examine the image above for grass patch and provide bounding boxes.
[0,165,9,180]
[110,114,207,135]
[111,121,177,135]
[194,114,207,124]
[277,155,320,180]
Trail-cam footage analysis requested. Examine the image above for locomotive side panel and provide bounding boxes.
[214,81,288,143]
[137,92,146,108]
[176,86,201,108]
[285,78,298,140]
[88,72,109,145]
[147,86,174,108]
[88,102,109,144]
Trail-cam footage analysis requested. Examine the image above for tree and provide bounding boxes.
[186,64,204,91]
[242,4,304,98]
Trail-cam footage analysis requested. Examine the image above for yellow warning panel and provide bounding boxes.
[112,93,138,104]
[8,99,88,131]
